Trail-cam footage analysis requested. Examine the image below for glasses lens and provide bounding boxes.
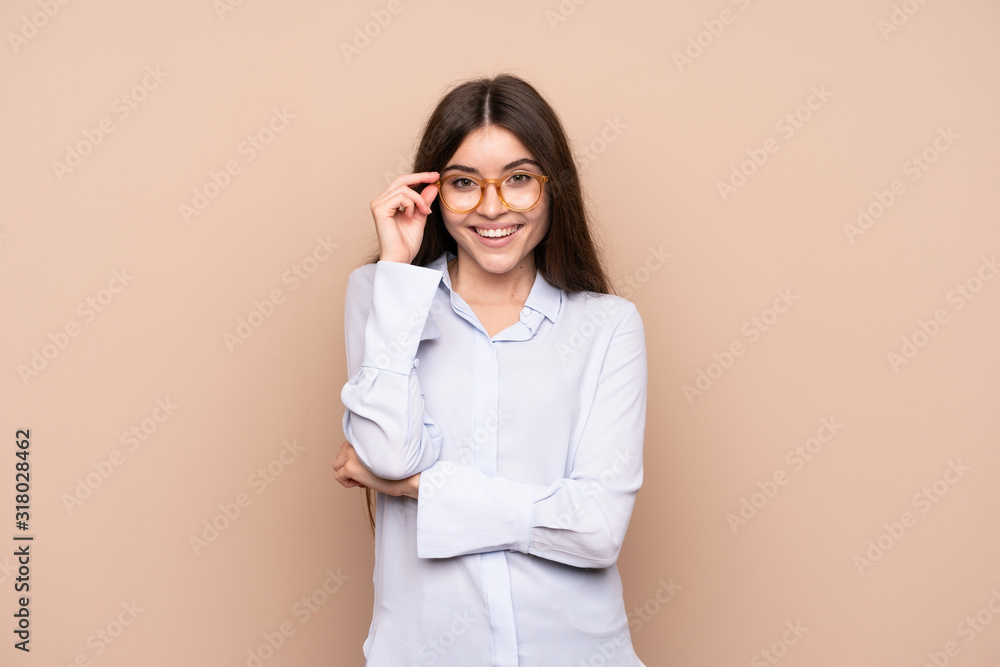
[500,173,542,210]
[440,176,481,213]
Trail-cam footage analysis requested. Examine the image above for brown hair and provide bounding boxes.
[360,72,613,531]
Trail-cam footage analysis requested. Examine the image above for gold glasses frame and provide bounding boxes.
[434,171,550,214]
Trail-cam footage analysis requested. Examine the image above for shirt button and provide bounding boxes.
[412,358,420,369]
[520,307,531,318]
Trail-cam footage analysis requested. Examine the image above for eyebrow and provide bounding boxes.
[440,158,541,175]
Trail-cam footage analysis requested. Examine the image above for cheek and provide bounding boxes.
[530,205,552,237]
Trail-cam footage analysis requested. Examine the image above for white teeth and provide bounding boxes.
[475,225,520,238]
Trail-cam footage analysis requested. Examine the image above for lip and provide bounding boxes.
[470,223,524,247]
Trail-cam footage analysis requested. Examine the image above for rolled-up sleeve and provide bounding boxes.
[416,305,647,569]
[340,260,445,480]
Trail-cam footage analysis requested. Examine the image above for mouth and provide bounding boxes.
[473,224,524,239]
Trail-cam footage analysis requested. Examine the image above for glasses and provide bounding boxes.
[434,171,549,214]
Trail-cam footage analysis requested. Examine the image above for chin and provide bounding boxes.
[445,216,548,276]
[468,249,525,275]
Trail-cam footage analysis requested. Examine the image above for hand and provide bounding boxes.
[332,441,420,498]
[369,172,440,264]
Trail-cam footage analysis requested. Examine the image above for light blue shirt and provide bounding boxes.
[341,252,648,666]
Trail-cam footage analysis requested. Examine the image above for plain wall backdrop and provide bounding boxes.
[3,1,999,665]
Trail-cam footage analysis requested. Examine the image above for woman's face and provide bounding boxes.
[438,125,551,277]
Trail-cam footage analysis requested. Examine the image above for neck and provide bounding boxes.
[448,250,536,306]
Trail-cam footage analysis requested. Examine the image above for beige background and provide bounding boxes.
[2,0,999,665]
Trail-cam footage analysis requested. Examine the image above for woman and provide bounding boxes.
[333,73,648,666]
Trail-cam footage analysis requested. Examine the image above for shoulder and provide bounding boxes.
[551,291,644,364]
[344,263,377,307]
[562,290,642,333]
[346,262,377,283]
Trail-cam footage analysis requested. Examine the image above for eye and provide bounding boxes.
[506,173,530,184]
[449,177,477,190]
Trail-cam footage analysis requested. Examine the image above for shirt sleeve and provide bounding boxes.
[415,304,647,569]
[340,260,445,480]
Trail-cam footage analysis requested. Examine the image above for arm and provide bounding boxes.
[340,260,444,480]
[415,304,647,569]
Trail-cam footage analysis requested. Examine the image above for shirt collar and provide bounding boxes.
[427,251,562,324]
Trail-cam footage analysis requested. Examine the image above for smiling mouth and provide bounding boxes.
[474,224,523,238]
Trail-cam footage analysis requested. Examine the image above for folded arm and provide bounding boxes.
[340,261,444,480]
[415,304,647,569]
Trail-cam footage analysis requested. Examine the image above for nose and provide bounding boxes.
[477,182,505,218]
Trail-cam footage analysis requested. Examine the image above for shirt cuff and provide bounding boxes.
[416,461,532,559]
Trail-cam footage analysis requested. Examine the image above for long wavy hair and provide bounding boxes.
[359,72,613,532]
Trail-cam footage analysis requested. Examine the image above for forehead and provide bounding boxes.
[449,126,535,166]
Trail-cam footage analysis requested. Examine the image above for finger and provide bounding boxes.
[397,186,432,213]
[420,183,440,212]
[388,171,440,189]
[375,174,439,215]
[334,468,356,488]
[332,450,346,470]
[374,187,428,220]
[334,440,356,464]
